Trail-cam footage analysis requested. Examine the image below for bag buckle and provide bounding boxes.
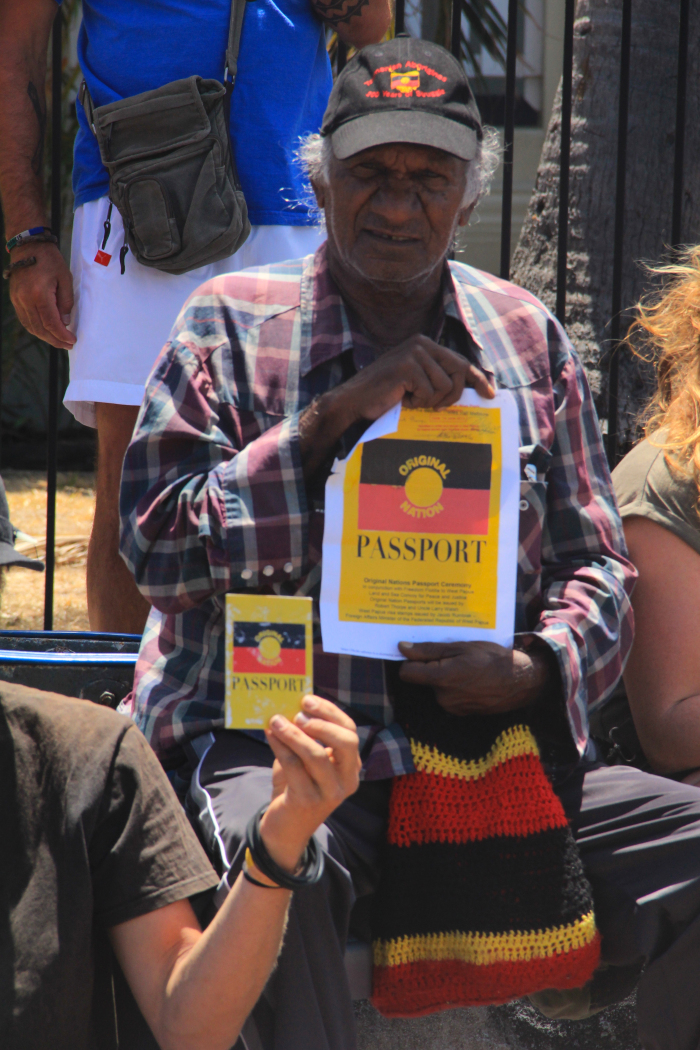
[79,79,97,135]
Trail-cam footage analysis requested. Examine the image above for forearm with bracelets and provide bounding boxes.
[0,2,53,246]
[0,0,76,348]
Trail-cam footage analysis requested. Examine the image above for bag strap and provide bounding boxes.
[80,0,249,135]
[224,0,248,86]
[79,79,96,133]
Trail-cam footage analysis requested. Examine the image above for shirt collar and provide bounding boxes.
[299,242,490,381]
[441,266,491,375]
[299,243,354,377]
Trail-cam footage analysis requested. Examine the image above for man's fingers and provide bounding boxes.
[265,729,321,799]
[414,348,456,405]
[432,369,466,409]
[27,303,69,349]
[270,757,286,799]
[268,715,338,775]
[300,695,357,732]
[398,642,467,685]
[293,715,360,774]
[465,361,495,400]
[266,729,302,767]
[36,299,76,348]
[399,659,445,685]
[402,360,440,408]
[430,344,494,401]
[268,714,359,800]
[56,269,75,319]
[422,342,494,403]
[398,640,466,661]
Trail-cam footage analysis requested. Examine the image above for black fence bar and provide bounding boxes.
[394,0,405,36]
[671,0,689,247]
[499,0,518,280]
[607,0,632,467]
[0,212,3,470]
[44,10,62,630]
[450,0,460,57]
[337,39,347,73]
[555,0,575,324]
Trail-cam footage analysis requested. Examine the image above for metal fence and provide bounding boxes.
[1,0,693,627]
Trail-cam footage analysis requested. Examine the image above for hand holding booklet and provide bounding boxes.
[225,594,313,729]
[320,388,520,659]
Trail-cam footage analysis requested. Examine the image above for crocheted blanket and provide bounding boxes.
[371,693,600,1018]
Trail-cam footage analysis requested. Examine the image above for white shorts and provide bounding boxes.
[65,196,324,428]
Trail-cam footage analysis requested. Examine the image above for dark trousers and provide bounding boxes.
[187,731,700,1050]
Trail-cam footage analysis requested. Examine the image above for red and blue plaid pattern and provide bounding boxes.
[120,243,635,777]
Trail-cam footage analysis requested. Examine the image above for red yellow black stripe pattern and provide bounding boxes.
[371,695,600,1017]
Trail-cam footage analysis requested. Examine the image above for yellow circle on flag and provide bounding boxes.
[404,467,444,508]
[258,635,282,664]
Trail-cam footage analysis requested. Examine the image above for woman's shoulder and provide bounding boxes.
[613,432,700,548]
[613,436,667,503]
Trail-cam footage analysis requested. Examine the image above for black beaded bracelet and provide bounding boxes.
[245,804,324,891]
[242,867,286,889]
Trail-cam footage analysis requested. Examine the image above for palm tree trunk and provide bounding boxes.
[510,0,700,451]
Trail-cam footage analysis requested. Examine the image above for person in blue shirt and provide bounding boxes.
[0,0,390,634]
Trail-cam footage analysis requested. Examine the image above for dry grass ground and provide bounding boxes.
[2,471,95,631]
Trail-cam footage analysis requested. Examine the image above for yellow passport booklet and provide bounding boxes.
[225,594,313,729]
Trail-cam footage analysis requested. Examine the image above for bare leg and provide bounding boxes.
[87,403,151,634]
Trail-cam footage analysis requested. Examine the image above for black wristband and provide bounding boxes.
[242,868,286,889]
[245,804,324,891]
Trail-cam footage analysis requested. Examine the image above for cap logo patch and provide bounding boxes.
[390,69,420,95]
[364,61,446,101]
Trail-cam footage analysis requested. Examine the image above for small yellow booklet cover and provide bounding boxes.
[225,594,313,729]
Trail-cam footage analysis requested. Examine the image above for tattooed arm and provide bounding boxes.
[312,0,392,49]
[0,0,75,350]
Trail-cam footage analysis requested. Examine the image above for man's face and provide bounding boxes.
[315,142,473,289]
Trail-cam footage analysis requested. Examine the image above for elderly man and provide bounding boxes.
[120,35,700,1050]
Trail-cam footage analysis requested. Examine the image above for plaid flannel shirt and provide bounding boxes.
[121,244,636,778]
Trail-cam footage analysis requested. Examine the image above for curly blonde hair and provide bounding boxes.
[627,246,700,497]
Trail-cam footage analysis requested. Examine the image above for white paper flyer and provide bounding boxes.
[320,389,520,660]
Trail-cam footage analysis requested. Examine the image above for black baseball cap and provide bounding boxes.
[0,477,44,571]
[321,35,483,162]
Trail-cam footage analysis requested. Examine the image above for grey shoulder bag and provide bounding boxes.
[80,0,251,275]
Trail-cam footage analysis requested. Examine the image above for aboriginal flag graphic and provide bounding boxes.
[358,439,492,535]
[232,622,306,674]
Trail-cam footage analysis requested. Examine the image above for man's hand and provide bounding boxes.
[261,695,361,872]
[9,243,75,349]
[398,640,553,717]
[335,334,493,421]
[300,334,494,478]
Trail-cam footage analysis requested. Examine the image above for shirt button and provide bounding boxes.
[519,499,529,511]
[284,562,293,573]
[241,568,253,580]
[262,565,274,576]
